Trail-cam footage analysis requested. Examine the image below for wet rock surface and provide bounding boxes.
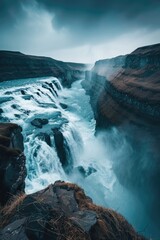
[0,123,26,205]
[31,118,49,128]
[76,165,97,177]
[52,128,69,169]
[0,181,146,240]
[36,132,51,146]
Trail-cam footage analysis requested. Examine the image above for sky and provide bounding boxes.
[0,0,160,63]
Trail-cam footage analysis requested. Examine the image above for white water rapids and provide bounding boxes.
[0,77,158,239]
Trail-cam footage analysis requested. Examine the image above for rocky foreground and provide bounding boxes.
[0,123,146,239]
[0,51,88,87]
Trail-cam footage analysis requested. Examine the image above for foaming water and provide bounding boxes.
[0,77,158,239]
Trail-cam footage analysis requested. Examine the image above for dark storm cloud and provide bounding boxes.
[0,0,160,30]
[0,0,29,27]
[36,0,160,30]
[0,0,159,62]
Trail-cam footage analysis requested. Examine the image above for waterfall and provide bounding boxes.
[0,77,92,193]
[0,76,157,239]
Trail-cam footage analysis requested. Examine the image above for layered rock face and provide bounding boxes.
[84,43,160,223]
[0,181,146,240]
[0,51,88,87]
[82,55,126,118]
[97,44,160,126]
[0,123,26,205]
[93,55,126,77]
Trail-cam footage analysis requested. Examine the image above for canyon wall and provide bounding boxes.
[0,51,88,87]
[84,43,160,224]
[82,55,126,119]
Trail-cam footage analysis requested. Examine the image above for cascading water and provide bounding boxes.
[0,77,96,191]
[0,77,158,239]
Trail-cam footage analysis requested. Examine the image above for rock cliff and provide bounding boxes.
[0,123,26,205]
[83,43,160,224]
[82,55,126,119]
[99,45,160,126]
[0,51,88,87]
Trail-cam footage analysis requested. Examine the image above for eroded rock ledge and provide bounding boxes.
[0,181,146,240]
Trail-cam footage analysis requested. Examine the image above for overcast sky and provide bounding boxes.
[0,0,160,63]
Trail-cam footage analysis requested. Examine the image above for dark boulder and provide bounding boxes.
[31,118,49,128]
[14,114,21,118]
[60,102,68,109]
[0,181,147,240]
[11,104,19,110]
[21,89,26,95]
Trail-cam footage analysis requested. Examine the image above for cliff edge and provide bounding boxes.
[0,51,88,87]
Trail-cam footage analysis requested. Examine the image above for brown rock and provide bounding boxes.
[0,181,146,240]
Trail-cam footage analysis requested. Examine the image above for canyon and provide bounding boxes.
[0,43,160,239]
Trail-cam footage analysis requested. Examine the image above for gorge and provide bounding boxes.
[0,44,160,240]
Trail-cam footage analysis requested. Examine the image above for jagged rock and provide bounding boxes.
[31,118,48,128]
[36,132,51,146]
[76,166,97,177]
[21,89,26,95]
[14,114,21,118]
[11,104,19,110]
[0,218,28,240]
[60,102,68,109]
[0,123,26,205]
[70,210,97,232]
[52,128,68,168]
[0,181,146,240]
